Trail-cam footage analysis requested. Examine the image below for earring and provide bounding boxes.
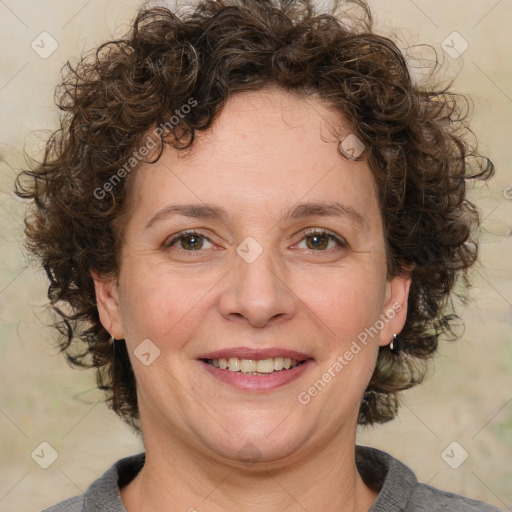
[390,333,399,353]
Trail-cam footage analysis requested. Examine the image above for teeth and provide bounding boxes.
[228,357,240,372]
[256,359,274,373]
[273,357,284,371]
[239,359,257,373]
[208,356,303,374]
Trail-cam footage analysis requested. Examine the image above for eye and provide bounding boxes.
[295,228,347,251]
[164,228,347,253]
[164,230,215,251]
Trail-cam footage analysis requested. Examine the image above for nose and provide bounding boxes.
[218,240,297,328]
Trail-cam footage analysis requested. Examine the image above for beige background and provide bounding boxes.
[0,0,511,510]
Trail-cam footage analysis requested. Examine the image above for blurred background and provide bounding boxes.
[0,0,510,510]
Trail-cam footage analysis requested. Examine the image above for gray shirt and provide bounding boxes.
[41,445,505,511]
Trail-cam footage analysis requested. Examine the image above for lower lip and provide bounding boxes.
[199,359,314,391]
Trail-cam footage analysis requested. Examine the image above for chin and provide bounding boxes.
[207,437,306,469]
[195,417,312,467]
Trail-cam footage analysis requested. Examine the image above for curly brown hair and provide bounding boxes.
[15,0,494,433]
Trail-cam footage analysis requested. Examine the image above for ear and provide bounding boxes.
[91,272,125,340]
[378,271,412,347]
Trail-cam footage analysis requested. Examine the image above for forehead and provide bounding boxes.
[181,87,346,164]
[127,87,380,231]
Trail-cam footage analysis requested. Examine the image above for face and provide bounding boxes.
[95,87,410,466]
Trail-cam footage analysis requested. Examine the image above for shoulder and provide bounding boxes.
[39,452,146,512]
[356,445,505,512]
[409,483,505,512]
[41,495,84,512]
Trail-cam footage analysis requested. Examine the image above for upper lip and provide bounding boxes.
[198,347,313,361]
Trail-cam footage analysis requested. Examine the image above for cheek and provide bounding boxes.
[117,262,198,345]
[294,264,386,346]
[292,280,383,423]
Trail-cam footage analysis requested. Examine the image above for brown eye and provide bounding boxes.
[297,229,346,251]
[165,231,214,251]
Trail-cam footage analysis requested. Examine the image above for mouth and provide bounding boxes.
[202,356,308,375]
[197,348,314,391]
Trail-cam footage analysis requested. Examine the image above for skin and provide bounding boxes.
[93,86,411,512]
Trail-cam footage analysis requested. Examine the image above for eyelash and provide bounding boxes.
[164,228,347,253]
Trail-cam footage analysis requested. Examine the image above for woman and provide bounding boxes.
[15,0,502,510]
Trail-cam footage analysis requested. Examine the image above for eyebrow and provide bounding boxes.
[144,200,366,230]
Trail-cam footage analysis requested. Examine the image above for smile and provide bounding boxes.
[199,357,313,391]
[205,357,304,375]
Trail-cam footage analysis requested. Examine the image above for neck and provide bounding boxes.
[121,423,378,512]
